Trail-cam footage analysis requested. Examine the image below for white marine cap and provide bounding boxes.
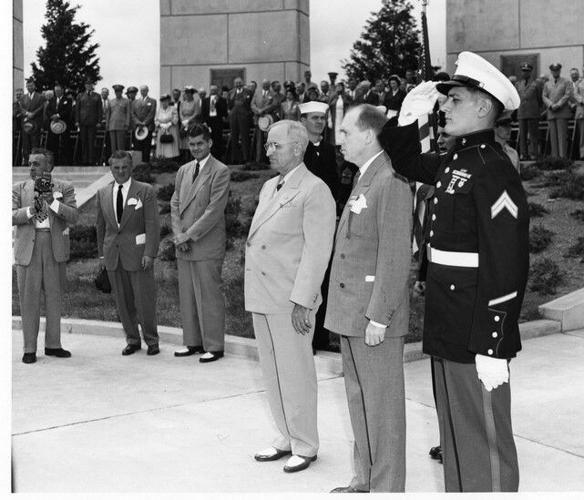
[299,101,329,115]
[436,51,520,111]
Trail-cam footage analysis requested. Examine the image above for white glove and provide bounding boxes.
[475,354,509,392]
[397,81,441,126]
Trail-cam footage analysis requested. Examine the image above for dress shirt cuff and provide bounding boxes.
[26,207,34,219]
[369,320,387,329]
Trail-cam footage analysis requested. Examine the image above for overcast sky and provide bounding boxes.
[22,0,446,98]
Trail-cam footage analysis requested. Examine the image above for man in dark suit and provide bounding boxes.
[45,84,73,166]
[227,77,253,163]
[132,85,157,163]
[170,124,231,362]
[12,148,78,364]
[299,101,341,353]
[515,62,542,160]
[96,150,161,356]
[326,106,412,493]
[20,79,45,165]
[99,87,111,164]
[201,85,228,160]
[76,78,102,165]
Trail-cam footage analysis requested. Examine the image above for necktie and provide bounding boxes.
[211,97,216,112]
[34,198,48,223]
[116,185,124,224]
[276,178,284,191]
[193,161,200,183]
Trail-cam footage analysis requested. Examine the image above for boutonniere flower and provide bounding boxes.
[350,194,367,214]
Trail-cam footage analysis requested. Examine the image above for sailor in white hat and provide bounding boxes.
[298,100,340,353]
[378,51,529,492]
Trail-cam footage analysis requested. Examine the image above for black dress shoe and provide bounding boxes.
[283,454,317,473]
[45,347,71,358]
[147,345,160,356]
[429,445,443,463]
[330,485,369,493]
[122,344,141,356]
[22,353,37,364]
[254,447,292,462]
[174,346,204,357]
[199,351,224,363]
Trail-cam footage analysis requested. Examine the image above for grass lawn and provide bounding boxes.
[12,160,584,350]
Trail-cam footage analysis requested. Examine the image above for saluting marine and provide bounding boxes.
[379,51,529,492]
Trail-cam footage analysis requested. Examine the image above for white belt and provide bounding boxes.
[427,245,479,268]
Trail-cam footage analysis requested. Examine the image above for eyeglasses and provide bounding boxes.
[264,141,297,152]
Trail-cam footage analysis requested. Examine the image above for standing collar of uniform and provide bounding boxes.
[454,129,496,150]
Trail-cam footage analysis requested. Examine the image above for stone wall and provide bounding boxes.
[160,0,310,91]
[13,0,23,93]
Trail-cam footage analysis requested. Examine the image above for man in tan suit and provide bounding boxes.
[132,85,157,163]
[106,84,131,152]
[326,105,413,492]
[170,124,231,362]
[13,148,78,364]
[96,150,161,355]
[245,120,336,473]
[543,63,573,158]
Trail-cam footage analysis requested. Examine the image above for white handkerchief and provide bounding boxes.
[136,233,146,245]
[127,197,138,206]
[350,194,367,214]
[365,275,375,282]
[134,199,143,210]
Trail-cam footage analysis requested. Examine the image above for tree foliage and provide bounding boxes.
[30,0,101,92]
[342,0,422,82]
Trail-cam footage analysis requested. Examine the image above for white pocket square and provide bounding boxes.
[350,194,368,214]
[134,199,143,210]
[127,197,138,206]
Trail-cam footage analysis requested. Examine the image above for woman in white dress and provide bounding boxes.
[178,86,202,160]
[155,94,179,159]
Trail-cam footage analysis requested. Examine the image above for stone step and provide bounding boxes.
[539,288,584,331]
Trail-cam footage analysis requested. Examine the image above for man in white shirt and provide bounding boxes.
[96,150,161,356]
[12,148,78,364]
[326,105,413,492]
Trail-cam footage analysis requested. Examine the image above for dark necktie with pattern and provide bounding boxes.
[193,161,200,183]
[33,198,48,223]
[116,184,124,224]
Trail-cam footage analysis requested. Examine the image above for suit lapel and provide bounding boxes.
[337,152,386,234]
[119,180,140,230]
[180,157,215,215]
[248,165,305,238]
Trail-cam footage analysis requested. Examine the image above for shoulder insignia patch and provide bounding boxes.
[491,190,518,219]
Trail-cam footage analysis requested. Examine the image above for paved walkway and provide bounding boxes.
[11,329,584,493]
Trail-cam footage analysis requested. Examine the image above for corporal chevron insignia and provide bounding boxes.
[491,190,518,219]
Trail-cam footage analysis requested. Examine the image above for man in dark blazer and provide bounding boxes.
[45,83,73,166]
[20,79,45,165]
[13,148,78,364]
[300,101,341,353]
[170,124,231,362]
[326,105,413,493]
[96,150,161,355]
[201,85,228,160]
[76,78,102,165]
[515,62,542,160]
[132,85,157,163]
[227,77,253,163]
[379,52,529,492]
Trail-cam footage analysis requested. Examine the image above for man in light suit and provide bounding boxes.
[245,120,336,473]
[170,124,231,362]
[13,148,78,364]
[132,85,157,163]
[106,84,131,152]
[96,150,161,355]
[543,63,573,158]
[326,105,413,493]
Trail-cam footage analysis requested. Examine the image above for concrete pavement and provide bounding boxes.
[11,328,584,493]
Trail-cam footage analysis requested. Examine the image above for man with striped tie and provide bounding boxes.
[171,124,231,363]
